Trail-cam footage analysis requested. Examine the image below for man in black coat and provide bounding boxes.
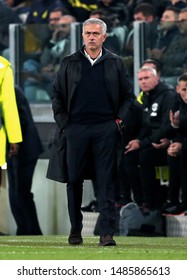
[7,86,43,235]
[47,18,132,246]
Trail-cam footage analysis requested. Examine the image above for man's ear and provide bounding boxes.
[103,34,107,42]
[176,85,180,95]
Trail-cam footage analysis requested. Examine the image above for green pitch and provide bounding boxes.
[0,235,187,260]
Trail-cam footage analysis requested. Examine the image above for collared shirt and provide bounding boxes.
[84,49,102,65]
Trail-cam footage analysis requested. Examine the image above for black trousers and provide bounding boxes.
[118,149,143,205]
[7,157,42,235]
[139,146,168,208]
[167,151,187,205]
[64,121,118,236]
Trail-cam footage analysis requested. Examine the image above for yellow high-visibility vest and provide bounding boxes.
[0,56,22,167]
[137,91,144,104]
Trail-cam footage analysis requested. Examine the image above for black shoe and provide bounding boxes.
[160,201,178,213]
[68,233,83,245]
[163,203,187,215]
[99,235,116,246]
[81,200,98,212]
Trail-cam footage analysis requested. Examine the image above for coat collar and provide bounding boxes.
[68,46,117,62]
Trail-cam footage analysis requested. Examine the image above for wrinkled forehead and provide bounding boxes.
[83,23,103,32]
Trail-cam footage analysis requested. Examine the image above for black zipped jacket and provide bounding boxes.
[137,81,176,148]
[167,95,187,151]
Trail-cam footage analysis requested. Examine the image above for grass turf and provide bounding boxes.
[0,235,187,260]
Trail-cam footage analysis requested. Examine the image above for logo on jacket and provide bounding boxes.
[150,103,158,116]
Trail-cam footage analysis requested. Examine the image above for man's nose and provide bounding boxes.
[89,33,95,39]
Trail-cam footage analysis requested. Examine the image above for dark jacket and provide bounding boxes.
[168,95,187,151]
[179,101,187,152]
[123,99,143,145]
[162,33,187,76]
[47,47,133,182]
[156,26,179,51]
[14,85,44,162]
[137,81,176,148]
[52,47,132,130]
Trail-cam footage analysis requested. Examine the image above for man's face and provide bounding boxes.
[133,12,154,22]
[49,10,62,31]
[160,10,177,30]
[134,12,146,21]
[176,80,187,104]
[138,70,159,92]
[82,23,107,52]
[178,11,187,34]
[56,17,74,38]
[50,16,75,40]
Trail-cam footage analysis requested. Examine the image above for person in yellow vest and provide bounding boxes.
[0,56,22,172]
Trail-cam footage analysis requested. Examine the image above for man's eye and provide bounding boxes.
[85,32,100,37]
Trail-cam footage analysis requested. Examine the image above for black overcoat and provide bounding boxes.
[46,47,133,183]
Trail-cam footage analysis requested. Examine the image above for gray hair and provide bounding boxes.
[83,18,107,35]
[138,66,157,77]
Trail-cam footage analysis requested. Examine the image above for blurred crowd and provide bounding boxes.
[2,1,187,25]
[1,0,187,97]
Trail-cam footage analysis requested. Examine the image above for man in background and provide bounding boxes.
[7,86,43,235]
[125,66,175,210]
[0,56,22,178]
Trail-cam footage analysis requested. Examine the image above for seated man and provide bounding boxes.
[161,73,187,215]
[157,8,187,80]
[147,6,179,62]
[125,66,176,210]
[39,14,76,97]
[7,86,44,235]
